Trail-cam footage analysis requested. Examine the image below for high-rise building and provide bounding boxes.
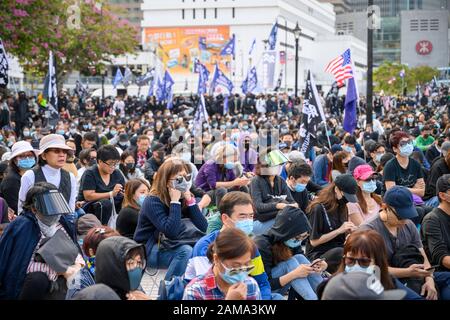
[109,0,143,31]
[321,0,449,65]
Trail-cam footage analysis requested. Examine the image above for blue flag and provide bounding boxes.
[193,94,209,136]
[268,22,278,50]
[199,37,207,50]
[113,67,123,89]
[220,34,235,58]
[223,95,229,115]
[248,38,256,56]
[156,77,165,102]
[163,71,175,109]
[210,64,233,95]
[241,67,258,94]
[197,63,210,95]
[343,77,358,134]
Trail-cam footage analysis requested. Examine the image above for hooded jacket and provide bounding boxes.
[95,236,145,300]
[254,206,312,290]
[0,211,77,299]
[238,132,258,173]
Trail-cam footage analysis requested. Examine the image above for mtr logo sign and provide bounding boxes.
[416,40,433,56]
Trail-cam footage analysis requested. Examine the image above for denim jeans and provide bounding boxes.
[271,254,323,300]
[424,196,439,208]
[253,219,275,236]
[148,244,193,281]
[434,272,450,300]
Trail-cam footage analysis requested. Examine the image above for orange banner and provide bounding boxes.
[144,26,231,76]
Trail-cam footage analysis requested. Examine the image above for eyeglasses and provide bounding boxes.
[102,160,119,168]
[16,154,35,160]
[399,140,412,147]
[126,257,146,270]
[220,261,255,276]
[171,174,192,184]
[343,256,372,268]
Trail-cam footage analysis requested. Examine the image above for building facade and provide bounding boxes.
[109,0,143,31]
[140,0,366,93]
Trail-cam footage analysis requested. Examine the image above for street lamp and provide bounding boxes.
[293,22,302,98]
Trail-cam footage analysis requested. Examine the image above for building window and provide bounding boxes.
[182,9,185,19]
[215,8,217,18]
[204,8,207,19]
[232,7,235,18]
[193,8,196,19]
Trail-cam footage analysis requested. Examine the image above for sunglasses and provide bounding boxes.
[172,174,192,184]
[343,256,372,268]
[221,262,255,276]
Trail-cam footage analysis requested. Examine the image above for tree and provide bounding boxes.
[373,61,439,96]
[0,0,139,87]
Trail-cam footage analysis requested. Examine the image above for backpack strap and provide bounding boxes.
[320,204,334,231]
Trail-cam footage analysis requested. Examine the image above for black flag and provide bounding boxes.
[0,38,9,88]
[298,70,325,155]
[43,51,59,126]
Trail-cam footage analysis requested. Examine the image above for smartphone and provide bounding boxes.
[426,265,440,272]
[310,259,324,268]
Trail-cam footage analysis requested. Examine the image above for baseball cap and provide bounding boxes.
[353,164,377,181]
[383,186,417,220]
[331,144,343,155]
[76,214,102,239]
[334,174,358,203]
[322,272,406,300]
[287,150,306,163]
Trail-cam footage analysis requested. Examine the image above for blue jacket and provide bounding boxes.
[312,154,330,186]
[134,196,208,259]
[0,211,77,299]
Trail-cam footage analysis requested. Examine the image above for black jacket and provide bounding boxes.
[95,236,145,300]
[250,176,296,222]
[144,157,162,184]
[117,206,140,239]
[425,145,441,165]
[424,157,450,200]
[0,168,21,214]
[254,207,312,290]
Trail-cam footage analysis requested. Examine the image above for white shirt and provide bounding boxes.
[18,165,77,214]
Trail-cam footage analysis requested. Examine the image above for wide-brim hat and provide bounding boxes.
[10,141,39,160]
[38,134,72,155]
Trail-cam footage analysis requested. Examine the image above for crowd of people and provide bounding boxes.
[0,82,450,301]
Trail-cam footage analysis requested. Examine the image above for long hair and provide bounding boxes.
[307,183,343,216]
[332,151,349,174]
[271,242,293,265]
[122,178,150,210]
[337,229,395,290]
[356,188,382,215]
[149,158,189,207]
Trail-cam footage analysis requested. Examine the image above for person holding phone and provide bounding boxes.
[360,186,450,300]
[254,206,327,300]
[79,145,125,225]
[134,158,207,281]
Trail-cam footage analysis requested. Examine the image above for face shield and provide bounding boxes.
[33,189,72,217]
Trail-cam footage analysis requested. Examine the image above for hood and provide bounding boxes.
[71,284,120,300]
[95,236,145,297]
[268,206,311,243]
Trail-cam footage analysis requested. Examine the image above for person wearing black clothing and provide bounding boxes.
[13,91,29,138]
[143,143,165,184]
[79,145,125,225]
[306,174,359,273]
[424,151,450,206]
[242,94,256,115]
[285,162,316,212]
[254,206,327,300]
[422,174,450,272]
[426,138,444,165]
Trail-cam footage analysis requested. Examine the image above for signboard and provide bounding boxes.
[416,40,433,56]
[144,26,231,75]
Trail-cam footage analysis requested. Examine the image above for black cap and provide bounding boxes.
[334,174,358,203]
[152,143,165,152]
[436,174,450,198]
[118,133,129,142]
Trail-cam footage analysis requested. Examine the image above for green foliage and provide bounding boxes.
[373,61,439,95]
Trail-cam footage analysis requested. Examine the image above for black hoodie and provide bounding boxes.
[254,206,312,290]
[95,236,145,300]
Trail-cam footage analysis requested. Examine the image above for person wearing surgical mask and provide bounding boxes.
[185,191,280,300]
[119,151,145,183]
[250,148,298,236]
[347,165,382,227]
[254,206,327,300]
[384,131,426,200]
[117,179,150,240]
[183,228,262,300]
[286,162,315,213]
[368,143,386,171]
[134,158,207,281]
[0,182,83,300]
[325,230,421,300]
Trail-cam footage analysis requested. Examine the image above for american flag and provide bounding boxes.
[324,49,353,87]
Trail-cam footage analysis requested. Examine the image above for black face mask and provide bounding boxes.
[88,159,97,167]
[125,163,135,170]
[423,134,429,139]
[244,142,250,150]
[338,197,348,205]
